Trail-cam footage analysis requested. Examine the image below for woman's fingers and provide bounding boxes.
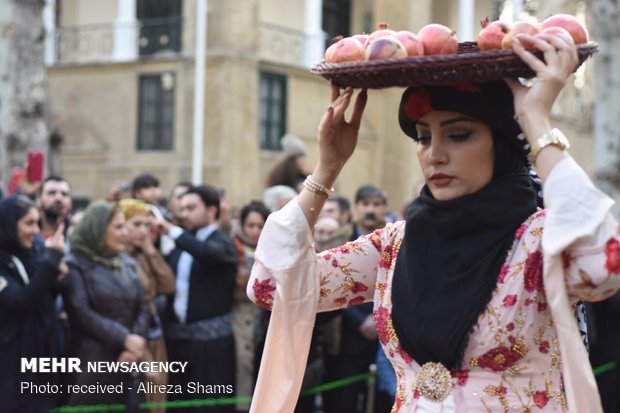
[330,83,340,102]
[349,89,368,130]
[515,33,579,79]
[331,87,353,123]
[543,34,579,73]
[503,77,525,97]
[513,35,552,73]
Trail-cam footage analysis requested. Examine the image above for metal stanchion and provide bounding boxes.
[366,364,377,413]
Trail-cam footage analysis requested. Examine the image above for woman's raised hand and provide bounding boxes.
[316,85,367,177]
[505,33,579,134]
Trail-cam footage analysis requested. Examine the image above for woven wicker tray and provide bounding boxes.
[310,41,599,89]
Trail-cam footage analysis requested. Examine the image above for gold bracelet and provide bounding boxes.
[303,175,334,198]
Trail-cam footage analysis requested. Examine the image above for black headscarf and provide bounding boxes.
[0,195,40,276]
[391,81,538,369]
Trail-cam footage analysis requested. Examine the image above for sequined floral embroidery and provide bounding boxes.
[252,278,276,310]
[476,346,524,372]
[533,390,549,409]
[379,244,395,269]
[524,250,544,292]
[452,369,469,386]
[604,237,620,274]
[503,294,517,307]
[374,305,392,345]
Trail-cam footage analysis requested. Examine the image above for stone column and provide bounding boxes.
[303,0,325,68]
[43,0,56,66]
[113,0,138,61]
[459,0,475,41]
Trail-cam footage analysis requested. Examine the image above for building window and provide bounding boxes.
[259,72,287,151]
[137,73,175,151]
[322,0,352,48]
[137,0,182,56]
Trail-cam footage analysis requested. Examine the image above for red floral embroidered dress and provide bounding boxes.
[248,157,620,413]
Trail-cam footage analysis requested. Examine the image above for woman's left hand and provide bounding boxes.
[505,33,579,129]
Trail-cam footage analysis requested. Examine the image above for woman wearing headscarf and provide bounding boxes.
[119,198,176,413]
[63,201,149,409]
[246,34,620,412]
[0,195,67,412]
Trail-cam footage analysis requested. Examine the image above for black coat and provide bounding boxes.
[0,247,64,413]
[62,253,149,406]
[165,228,238,323]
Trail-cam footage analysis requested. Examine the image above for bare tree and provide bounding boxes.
[0,0,51,189]
[591,0,620,214]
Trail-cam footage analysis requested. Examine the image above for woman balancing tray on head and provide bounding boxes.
[247,31,618,413]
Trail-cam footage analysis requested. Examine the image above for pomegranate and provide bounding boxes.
[394,30,424,56]
[366,23,397,49]
[501,21,540,49]
[417,23,458,55]
[477,19,511,50]
[325,37,365,63]
[365,36,407,60]
[324,36,343,62]
[539,26,574,45]
[541,14,588,44]
[352,33,370,46]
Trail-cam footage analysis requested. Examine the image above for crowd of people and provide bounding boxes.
[0,136,417,413]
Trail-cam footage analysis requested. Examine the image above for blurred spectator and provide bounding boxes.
[217,187,234,236]
[119,199,176,413]
[265,134,310,192]
[321,195,352,226]
[231,201,270,412]
[156,185,238,413]
[317,195,354,250]
[168,181,192,225]
[351,185,388,239]
[131,173,162,205]
[314,216,340,251]
[37,175,73,241]
[0,195,67,413]
[262,185,298,212]
[63,201,148,410]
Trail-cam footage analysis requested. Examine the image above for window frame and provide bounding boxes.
[259,71,287,151]
[136,72,176,151]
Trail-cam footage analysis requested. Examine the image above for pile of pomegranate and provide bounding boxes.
[324,22,458,63]
[477,13,588,50]
[323,14,589,64]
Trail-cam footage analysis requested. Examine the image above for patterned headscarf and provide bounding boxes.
[69,201,120,268]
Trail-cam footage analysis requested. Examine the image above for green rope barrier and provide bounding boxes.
[301,372,371,396]
[593,361,617,376]
[51,372,372,412]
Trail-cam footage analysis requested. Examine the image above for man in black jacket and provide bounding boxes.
[157,185,238,412]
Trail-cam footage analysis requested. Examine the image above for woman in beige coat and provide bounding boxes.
[119,199,176,413]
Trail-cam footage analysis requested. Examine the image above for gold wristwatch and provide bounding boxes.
[529,128,570,164]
